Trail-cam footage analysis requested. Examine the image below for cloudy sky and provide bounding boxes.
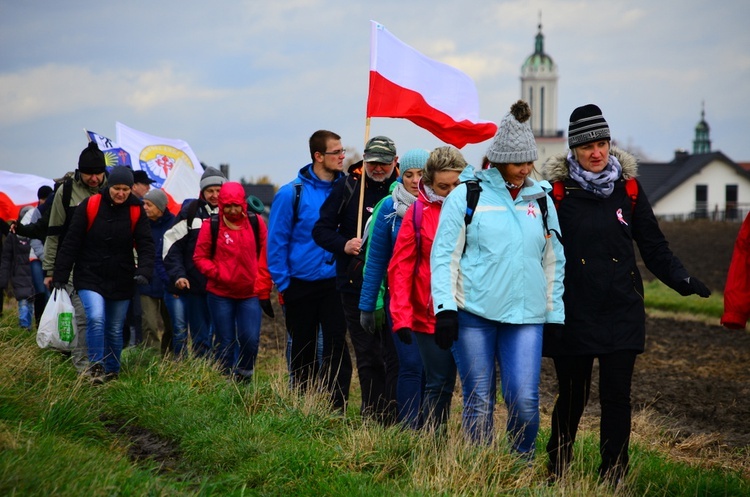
[1,0,748,187]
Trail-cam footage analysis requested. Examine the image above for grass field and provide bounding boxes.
[1,292,748,496]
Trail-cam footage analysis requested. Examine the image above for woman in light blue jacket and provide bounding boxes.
[430,101,565,457]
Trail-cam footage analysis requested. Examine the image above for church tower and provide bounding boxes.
[693,102,711,154]
[520,16,566,167]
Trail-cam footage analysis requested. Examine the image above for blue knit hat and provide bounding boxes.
[399,148,429,172]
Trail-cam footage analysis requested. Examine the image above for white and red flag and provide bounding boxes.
[0,170,53,220]
[366,21,497,148]
[116,122,204,212]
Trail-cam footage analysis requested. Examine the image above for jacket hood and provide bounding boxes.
[217,182,248,214]
[298,163,344,188]
[541,146,639,183]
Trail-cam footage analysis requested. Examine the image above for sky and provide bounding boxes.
[1,0,749,188]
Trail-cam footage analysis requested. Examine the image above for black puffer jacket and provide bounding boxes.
[53,189,155,301]
[541,147,690,356]
[0,233,34,300]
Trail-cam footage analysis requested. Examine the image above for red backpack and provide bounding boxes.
[85,193,141,233]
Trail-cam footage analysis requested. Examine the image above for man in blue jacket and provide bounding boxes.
[268,130,349,411]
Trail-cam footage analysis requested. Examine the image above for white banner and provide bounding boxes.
[116,122,204,205]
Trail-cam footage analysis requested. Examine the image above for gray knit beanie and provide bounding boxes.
[144,188,168,213]
[485,100,538,164]
[200,166,227,191]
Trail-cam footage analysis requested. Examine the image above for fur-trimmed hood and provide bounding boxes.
[541,146,638,183]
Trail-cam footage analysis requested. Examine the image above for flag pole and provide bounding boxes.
[357,117,371,238]
[83,128,92,142]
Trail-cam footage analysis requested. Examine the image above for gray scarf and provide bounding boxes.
[567,151,622,198]
[392,182,417,218]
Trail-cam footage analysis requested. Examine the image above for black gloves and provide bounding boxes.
[394,327,413,345]
[434,310,459,350]
[133,275,149,286]
[676,277,711,298]
[260,299,275,318]
[52,281,65,290]
[360,309,385,335]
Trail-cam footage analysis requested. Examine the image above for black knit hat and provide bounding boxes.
[37,185,53,201]
[107,166,134,188]
[568,104,611,148]
[78,141,106,174]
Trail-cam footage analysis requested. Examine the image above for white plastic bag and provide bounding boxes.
[36,288,78,351]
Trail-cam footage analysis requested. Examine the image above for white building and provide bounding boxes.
[638,107,750,221]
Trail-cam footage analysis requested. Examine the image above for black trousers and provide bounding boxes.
[285,278,350,410]
[340,292,398,424]
[546,351,637,481]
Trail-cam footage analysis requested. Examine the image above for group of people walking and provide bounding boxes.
[1,99,716,486]
[267,100,711,486]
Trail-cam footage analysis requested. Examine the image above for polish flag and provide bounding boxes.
[367,21,497,148]
[0,170,54,220]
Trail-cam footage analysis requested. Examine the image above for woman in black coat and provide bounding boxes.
[53,166,154,383]
[541,104,711,485]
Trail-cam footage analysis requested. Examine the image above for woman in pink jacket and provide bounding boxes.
[194,181,272,381]
[388,146,469,430]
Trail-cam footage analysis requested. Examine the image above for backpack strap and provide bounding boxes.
[292,182,302,225]
[85,194,102,231]
[337,174,358,217]
[464,179,482,227]
[185,199,201,232]
[61,176,73,212]
[462,179,482,254]
[248,212,261,260]
[552,180,565,209]
[625,178,638,213]
[537,194,562,243]
[129,205,141,233]
[413,201,424,276]
[209,214,220,258]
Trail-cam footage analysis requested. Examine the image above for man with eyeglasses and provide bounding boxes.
[313,135,400,424]
[267,130,350,411]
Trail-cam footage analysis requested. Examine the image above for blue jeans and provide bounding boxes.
[164,292,188,357]
[78,289,130,374]
[414,331,456,430]
[452,311,543,454]
[18,299,32,329]
[207,293,261,378]
[388,299,425,429]
[185,293,213,357]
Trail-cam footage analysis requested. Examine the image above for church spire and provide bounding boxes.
[535,11,544,55]
[693,101,711,154]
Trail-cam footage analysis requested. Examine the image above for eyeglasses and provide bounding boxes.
[323,149,346,156]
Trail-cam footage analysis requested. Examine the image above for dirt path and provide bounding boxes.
[538,315,750,449]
